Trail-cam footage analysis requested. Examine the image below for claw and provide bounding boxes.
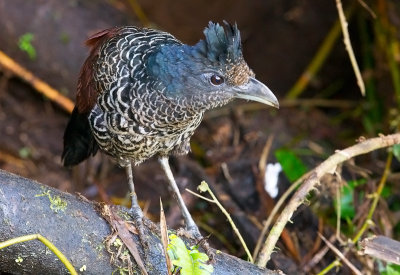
[182,227,215,262]
[127,208,149,249]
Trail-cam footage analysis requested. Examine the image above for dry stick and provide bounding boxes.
[357,0,376,18]
[254,135,274,240]
[186,181,254,263]
[255,133,400,267]
[336,0,365,96]
[0,50,74,113]
[258,135,274,173]
[253,171,311,260]
[303,235,337,273]
[318,233,363,275]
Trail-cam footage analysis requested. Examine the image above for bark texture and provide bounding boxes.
[0,170,281,274]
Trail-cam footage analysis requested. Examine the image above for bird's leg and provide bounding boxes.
[158,157,201,238]
[126,163,143,219]
[159,157,214,260]
[125,163,148,247]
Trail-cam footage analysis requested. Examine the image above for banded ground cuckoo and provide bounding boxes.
[62,21,278,243]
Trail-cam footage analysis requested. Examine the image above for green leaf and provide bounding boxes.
[334,179,366,220]
[337,184,355,219]
[275,149,307,182]
[380,263,400,275]
[168,234,192,272]
[189,247,213,275]
[167,234,213,275]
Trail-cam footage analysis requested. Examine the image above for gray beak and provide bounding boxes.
[233,77,279,108]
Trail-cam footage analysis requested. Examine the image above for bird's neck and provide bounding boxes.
[147,44,235,112]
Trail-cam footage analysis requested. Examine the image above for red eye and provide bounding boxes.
[210,74,224,85]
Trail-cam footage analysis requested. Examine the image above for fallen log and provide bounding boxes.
[0,169,281,274]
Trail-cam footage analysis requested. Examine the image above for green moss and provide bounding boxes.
[35,188,67,213]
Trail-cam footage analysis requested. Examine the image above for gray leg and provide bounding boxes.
[125,163,148,248]
[159,156,201,238]
[125,163,144,219]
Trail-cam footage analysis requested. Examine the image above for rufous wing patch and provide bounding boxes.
[76,27,121,113]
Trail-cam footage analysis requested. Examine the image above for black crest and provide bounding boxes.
[193,21,243,64]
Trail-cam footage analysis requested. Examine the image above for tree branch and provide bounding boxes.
[255,133,400,267]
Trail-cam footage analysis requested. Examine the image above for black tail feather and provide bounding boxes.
[62,107,98,166]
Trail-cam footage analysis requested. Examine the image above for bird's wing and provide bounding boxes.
[75,27,122,113]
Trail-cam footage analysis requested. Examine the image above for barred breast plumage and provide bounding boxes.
[88,27,205,165]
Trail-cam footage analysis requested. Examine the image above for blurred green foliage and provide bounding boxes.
[275,148,307,183]
[380,263,400,275]
[18,33,36,60]
[334,179,366,221]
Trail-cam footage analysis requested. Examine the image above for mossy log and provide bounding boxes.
[0,170,281,274]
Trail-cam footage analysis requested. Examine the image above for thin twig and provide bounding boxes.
[187,181,254,263]
[253,171,311,260]
[185,188,214,203]
[221,162,234,184]
[318,260,341,275]
[0,50,74,113]
[318,233,363,275]
[197,221,237,254]
[357,0,376,18]
[255,133,400,267]
[352,152,392,243]
[336,0,366,96]
[335,175,343,244]
[303,234,336,273]
[258,135,274,173]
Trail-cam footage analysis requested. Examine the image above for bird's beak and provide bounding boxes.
[233,77,279,108]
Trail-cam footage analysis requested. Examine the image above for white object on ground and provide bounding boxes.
[264,162,282,198]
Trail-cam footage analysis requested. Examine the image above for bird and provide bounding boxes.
[62,21,278,244]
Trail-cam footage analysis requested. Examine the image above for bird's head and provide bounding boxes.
[147,21,279,110]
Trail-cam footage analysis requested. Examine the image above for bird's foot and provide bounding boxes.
[127,206,149,249]
[177,225,215,262]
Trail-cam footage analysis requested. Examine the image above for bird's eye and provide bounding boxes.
[210,74,224,86]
